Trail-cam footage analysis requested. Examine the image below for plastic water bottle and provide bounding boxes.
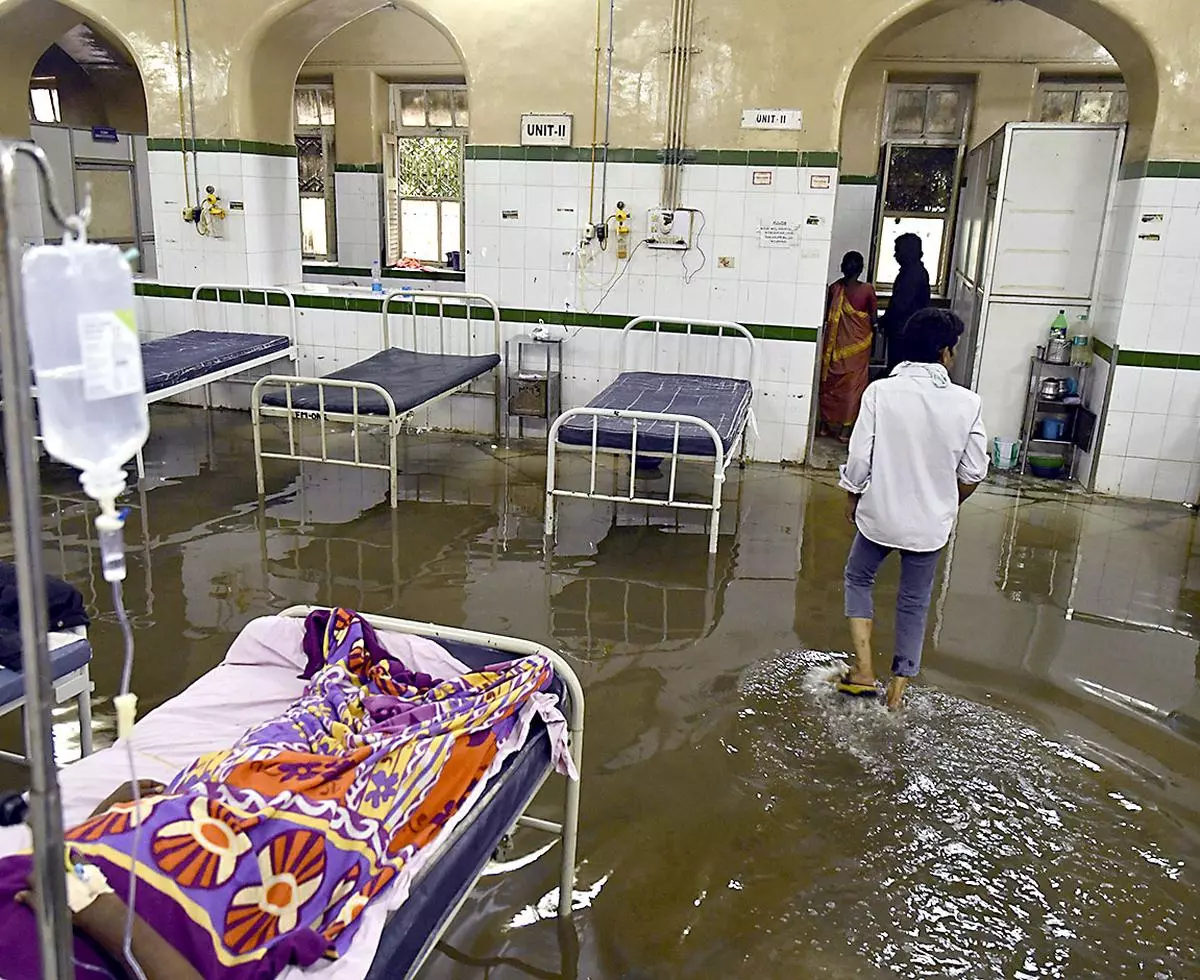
[22,240,148,507]
[370,258,383,293]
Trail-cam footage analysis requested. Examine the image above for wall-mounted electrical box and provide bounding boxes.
[646,208,694,250]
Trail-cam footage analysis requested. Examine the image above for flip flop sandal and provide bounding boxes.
[835,666,879,698]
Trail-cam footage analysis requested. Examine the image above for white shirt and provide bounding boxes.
[839,362,989,552]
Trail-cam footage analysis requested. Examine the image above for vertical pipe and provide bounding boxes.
[0,147,75,980]
[588,0,603,227]
[179,0,202,205]
[674,0,697,209]
[661,0,685,207]
[599,0,616,224]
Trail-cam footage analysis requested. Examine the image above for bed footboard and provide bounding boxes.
[252,374,403,506]
[545,406,744,555]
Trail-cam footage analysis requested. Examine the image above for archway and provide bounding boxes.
[0,0,148,137]
[240,0,468,268]
[811,0,1160,470]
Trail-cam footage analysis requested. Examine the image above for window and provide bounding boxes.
[873,83,972,292]
[385,85,467,267]
[29,77,61,124]
[294,84,336,261]
[1038,78,1127,124]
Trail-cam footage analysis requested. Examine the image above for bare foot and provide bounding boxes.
[842,666,877,687]
[886,676,909,710]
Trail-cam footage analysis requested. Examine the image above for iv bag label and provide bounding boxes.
[78,309,142,401]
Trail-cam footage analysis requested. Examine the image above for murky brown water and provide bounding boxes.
[2,405,1199,977]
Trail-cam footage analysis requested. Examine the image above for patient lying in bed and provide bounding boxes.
[0,608,557,979]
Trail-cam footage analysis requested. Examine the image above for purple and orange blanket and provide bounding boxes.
[0,608,561,978]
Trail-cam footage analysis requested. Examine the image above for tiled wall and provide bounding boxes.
[334,169,381,267]
[828,179,877,281]
[1091,174,1200,502]
[133,285,819,463]
[462,151,836,460]
[147,148,302,287]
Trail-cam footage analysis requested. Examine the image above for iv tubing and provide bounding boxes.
[0,142,75,979]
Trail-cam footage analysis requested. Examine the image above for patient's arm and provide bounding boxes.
[73,893,203,980]
[90,780,167,817]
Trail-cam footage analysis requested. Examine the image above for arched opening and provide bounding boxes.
[293,5,468,266]
[834,0,1155,293]
[28,22,148,134]
[815,0,1160,478]
[239,0,469,269]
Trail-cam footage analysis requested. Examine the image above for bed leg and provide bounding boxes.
[544,441,558,540]
[251,403,266,496]
[389,424,399,508]
[77,674,94,758]
[558,729,583,919]
[707,504,721,555]
[135,449,145,481]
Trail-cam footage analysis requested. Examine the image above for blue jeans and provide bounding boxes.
[843,532,942,678]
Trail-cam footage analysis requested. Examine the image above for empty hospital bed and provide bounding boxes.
[252,290,502,508]
[0,607,582,980]
[0,626,93,764]
[545,316,757,554]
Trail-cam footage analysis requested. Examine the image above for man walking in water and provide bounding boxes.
[836,309,988,709]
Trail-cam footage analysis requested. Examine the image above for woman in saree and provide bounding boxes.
[820,250,877,442]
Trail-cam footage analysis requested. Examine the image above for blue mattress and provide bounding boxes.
[557,371,753,456]
[261,348,500,416]
[142,330,291,394]
[0,637,91,705]
[366,636,562,979]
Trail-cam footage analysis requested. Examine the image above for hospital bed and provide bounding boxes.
[545,316,757,554]
[0,627,93,764]
[11,283,299,478]
[252,290,502,508]
[0,607,582,980]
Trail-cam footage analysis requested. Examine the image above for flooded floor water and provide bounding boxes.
[2,405,1200,978]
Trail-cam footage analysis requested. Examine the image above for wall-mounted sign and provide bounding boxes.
[741,109,802,131]
[759,220,801,248]
[91,126,119,143]
[810,174,831,189]
[521,114,573,146]
[752,170,773,186]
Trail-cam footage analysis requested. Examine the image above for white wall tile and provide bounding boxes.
[1133,368,1176,415]
[1120,456,1157,498]
[1100,410,1133,457]
[1093,455,1124,494]
[1126,411,1166,459]
[1152,460,1191,501]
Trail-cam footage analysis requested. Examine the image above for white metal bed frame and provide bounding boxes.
[545,316,757,555]
[0,632,93,765]
[251,290,502,508]
[276,605,583,979]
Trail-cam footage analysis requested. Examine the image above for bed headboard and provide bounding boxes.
[381,290,501,359]
[190,284,298,348]
[619,316,757,386]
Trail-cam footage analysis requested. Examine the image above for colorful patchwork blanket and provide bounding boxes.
[0,608,560,979]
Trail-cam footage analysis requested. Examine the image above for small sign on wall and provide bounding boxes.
[759,220,801,248]
[741,108,802,131]
[521,114,573,146]
[752,171,773,186]
[810,174,831,189]
[91,126,119,143]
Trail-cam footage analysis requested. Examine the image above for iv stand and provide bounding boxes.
[0,141,82,980]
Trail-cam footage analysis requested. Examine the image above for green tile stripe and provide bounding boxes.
[1092,337,1114,363]
[1114,349,1200,369]
[1119,160,1200,181]
[839,174,878,185]
[146,138,297,157]
[303,263,465,282]
[134,281,820,342]
[333,163,383,173]
[466,145,838,168]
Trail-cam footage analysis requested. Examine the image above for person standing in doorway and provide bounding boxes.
[819,251,877,443]
[880,233,931,372]
[835,308,988,709]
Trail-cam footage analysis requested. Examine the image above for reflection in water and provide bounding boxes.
[1,409,1199,978]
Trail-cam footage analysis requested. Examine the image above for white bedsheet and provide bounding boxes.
[0,614,567,980]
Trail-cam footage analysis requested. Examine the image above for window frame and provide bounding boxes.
[873,83,973,295]
[294,82,337,262]
[387,84,468,268]
[29,76,62,124]
[1036,77,1128,124]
